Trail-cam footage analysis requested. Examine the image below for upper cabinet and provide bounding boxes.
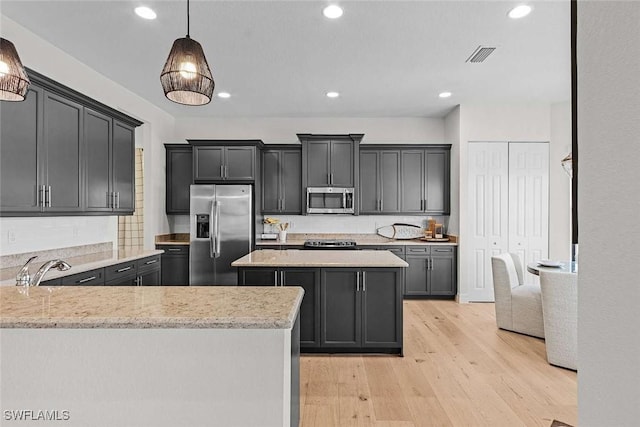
[298,134,363,188]
[190,140,262,182]
[359,149,401,214]
[400,146,450,215]
[165,144,193,214]
[261,146,302,214]
[0,69,141,216]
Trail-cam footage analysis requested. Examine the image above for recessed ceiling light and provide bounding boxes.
[326,91,340,98]
[218,92,231,99]
[323,5,343,19]
[508,5,532,19]
[439,92,452,98]
[135,6,157,20]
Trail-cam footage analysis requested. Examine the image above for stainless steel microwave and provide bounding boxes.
[306,187,355,214]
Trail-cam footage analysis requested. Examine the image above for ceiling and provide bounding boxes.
[1,1,571,118]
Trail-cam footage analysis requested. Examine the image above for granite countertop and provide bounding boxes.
[0,286,304,330]
[231,249,409,268]
[256,233,458,247]
[155,233,190,246]
[0,248,164,286]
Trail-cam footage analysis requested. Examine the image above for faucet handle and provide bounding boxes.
[16,255,38,286]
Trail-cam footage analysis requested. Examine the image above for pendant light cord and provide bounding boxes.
[186,0,190,38]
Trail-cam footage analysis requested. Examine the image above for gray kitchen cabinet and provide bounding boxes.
[0,85,43,213]
[281,268,321,348]
[400,146,450,215]
[0,68,141,216]
[238,267,278,286]
[157,245,189,285]
[191,141,260,182]
[299,134,363,190]
[359,149,401,214]
[361,268,403,348]
[165,145,193,214]
[104,255,161,286]
[261,147,302,214]
[321,268,361,348]
[59,268,105,286]
[404,246,457,298]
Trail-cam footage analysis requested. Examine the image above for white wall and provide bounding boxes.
[549,102,572,260]
[0,17,175,256]
[444,106,461,235]
[456,102,571,302]
[578,2,640,425]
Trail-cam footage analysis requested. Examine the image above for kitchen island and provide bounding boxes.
[232,250,408,355]
[0,286,303,427]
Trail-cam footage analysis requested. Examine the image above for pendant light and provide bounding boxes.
[0,38,30,102]
[561,153,573,178]
[160,0,214,105]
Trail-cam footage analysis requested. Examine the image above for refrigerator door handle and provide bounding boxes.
[209,201,216,258]
[214,201,221,258]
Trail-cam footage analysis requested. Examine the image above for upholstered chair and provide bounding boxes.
[539,270,578,370]
[491,253,545,339]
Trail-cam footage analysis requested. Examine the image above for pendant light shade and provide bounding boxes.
[160,0,214,106]
[0,38,30,102]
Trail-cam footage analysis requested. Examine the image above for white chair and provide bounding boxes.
[491,253,545,339]
[539,270,578,370]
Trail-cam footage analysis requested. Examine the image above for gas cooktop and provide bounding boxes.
[303,239,357,249]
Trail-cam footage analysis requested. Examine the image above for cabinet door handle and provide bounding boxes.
[47,186,52,207]
[40,185,46,210]
[280,271,285,286]
[112,191,116,209]
[136,276,142,286]
[327,173,331,185]
[356,271,360,291]
[117,266,133,273]
[224,165,228,178]
[274,270,278,286]
[330,173,334,185]
[380,199,383,211]
[221,165,224,178]
[116,192,120,209]
[362,271,366,292]
[145,259,158,265]
[281,197,285,211]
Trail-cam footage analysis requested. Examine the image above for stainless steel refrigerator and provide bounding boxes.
[189,184,253,285]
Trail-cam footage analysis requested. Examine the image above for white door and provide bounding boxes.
[468,143,509,302]
[508,143,549,285]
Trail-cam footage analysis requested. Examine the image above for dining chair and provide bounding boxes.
[539,270,578,370]
[491,253,545,338]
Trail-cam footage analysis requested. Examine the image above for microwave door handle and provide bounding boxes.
[215,201,221,258]
[209,202,216,258]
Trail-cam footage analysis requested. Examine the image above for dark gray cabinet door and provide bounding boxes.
[0,85,43,213]
[225,147,255,180]
[359,150,379,213]
[165,145,192,214]
[281,150,302,213]
[380,150,401,213]
[238,268,278,286]
[424,150,450,214]
[306,141,331,186]
[330,140,354,187]
[320,269,361,348]
[43,91,83,212]
[84,108,112,211]
[261,150,280,212]
[193,146,224,181]
[400,150,424,212]
[139,268,161,286]
[361,269,402,348]
[158,245,189,285]
[404,254,429,296]
[430,247,456,296]
[282,268,320,348]
[112,121,135,213]
[60,268,105,286]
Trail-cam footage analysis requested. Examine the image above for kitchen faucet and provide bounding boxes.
[15,256,72,286]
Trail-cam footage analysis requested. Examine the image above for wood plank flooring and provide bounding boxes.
[299,300,577,427]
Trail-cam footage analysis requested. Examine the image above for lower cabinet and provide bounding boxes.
[156,245,189,285]
[238,266,402,354]
[405,246,456,297]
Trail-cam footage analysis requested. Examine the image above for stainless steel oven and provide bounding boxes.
[306,187,355,214]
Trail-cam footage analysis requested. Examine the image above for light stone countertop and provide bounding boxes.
[0,286,304,329]
[256,233,458,246]
[0,248,164,286]
[231,249,409,268]
[154,233,190,246]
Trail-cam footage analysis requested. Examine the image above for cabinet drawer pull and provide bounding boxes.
[116,266,133,273]
[434,249,451,252]
[145,259,158,265]
[77,276,97,284]
[168,248,181,252]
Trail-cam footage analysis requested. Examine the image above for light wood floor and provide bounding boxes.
[299,300,577,427]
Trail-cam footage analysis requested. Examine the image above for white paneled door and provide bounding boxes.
[467,142,549,301]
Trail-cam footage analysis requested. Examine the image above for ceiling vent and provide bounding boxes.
[466,46,496,63]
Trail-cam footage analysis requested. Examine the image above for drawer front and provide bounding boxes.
[105,261,137,281]
[431,246,454,255]
[137,255,161,273]
[60,268,105,286]
[407,246,431,254]
[157,245,189,255]
[385,246,405,257]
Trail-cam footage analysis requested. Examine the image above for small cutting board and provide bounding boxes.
[377,223,424,240]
